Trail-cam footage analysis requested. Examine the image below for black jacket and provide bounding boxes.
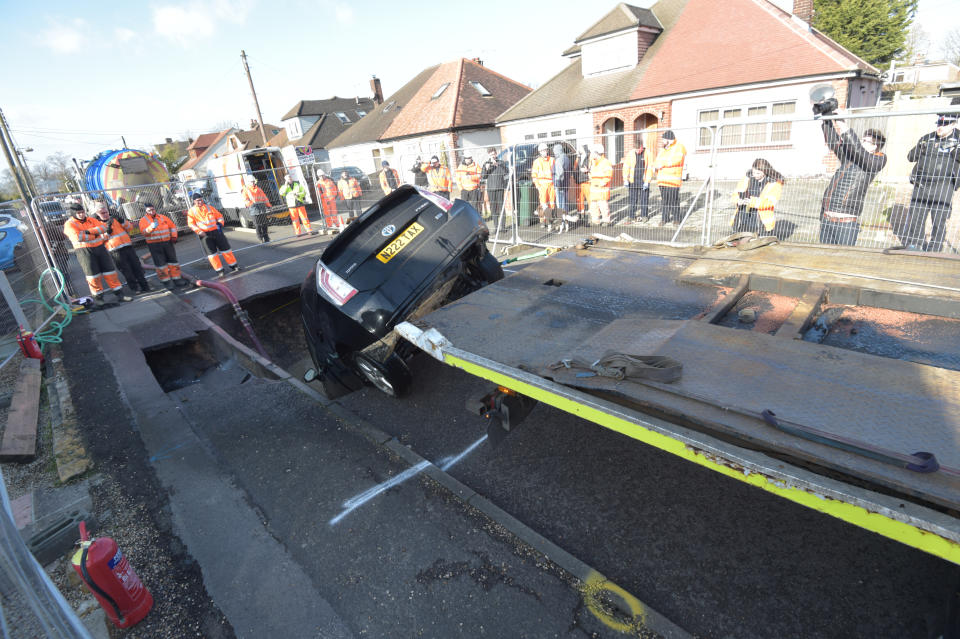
[821,121,887,217]
[481,158,509,192]
[907,130,960,206]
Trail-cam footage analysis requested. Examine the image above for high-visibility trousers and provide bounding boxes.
[321,197,342,228]
[535,182,556,209]
[589,199,611,224]
[578,182,590,212]
[288,205,312,234]
[76,245,122,296]
[147,241,181,281]
[201,229,237,273]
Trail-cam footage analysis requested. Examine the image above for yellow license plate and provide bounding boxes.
[377,222,425,263]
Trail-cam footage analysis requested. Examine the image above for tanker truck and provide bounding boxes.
[74,148,182,223]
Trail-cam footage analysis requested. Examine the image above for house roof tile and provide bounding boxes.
[328,59,530,148]
[180,129,232,171]
[498,0,878,125]
[575,3,662,42]
[281,97,375,122]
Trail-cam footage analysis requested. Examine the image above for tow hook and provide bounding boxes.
[466,386,538,446]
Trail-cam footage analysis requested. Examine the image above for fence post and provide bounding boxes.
[0,271,31,332]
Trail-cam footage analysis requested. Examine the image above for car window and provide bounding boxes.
[0,231,6,241]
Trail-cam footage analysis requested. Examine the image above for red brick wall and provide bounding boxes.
[793,0,813,22]
[592,101,671,152]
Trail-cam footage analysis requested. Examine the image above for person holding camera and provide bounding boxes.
[730,158,784,236]
[902,108,960,252]
[818,112,887,246]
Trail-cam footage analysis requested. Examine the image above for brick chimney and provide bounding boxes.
[370,76,383,105]
[793,0,813,23]
[471,57,483,66]
[250,119,258,130]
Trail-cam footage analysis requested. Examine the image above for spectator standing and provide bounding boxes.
[729,158,784,235]
[622,139,653,223]
[280,174,316,236]
[94,203,150,295]
[903,108,960,251]
[652,130,687,226]
[426,156,452,200]
[481,148,509,220]
[379,161,401,196]
[576,144,591,214]
[410,156,429,187]
[316,169,342,229]
[818,117,887,246]
[588,143,613,225]
[187,193,240,277]
[338,171,363,220]
[62,202,130,304]
[552,143,569,215]
[241,176,271,243]
[456,152,482,211]
[138,203,186,289]
[531,143,556,229]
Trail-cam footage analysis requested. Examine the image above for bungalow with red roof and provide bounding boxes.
[326,58,531,179]
[178,128,234,180]
[496,0,882,178]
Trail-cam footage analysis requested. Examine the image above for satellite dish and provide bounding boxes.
[809,84,835,103]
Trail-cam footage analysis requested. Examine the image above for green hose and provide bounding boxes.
[19,268,74,351]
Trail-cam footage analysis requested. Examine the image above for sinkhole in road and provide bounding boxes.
[143,338,222,393]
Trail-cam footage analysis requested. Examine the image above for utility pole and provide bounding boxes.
[0,110,32,203]
[121,135,128,148]
[0,107,37,199]
[240,50,270,148]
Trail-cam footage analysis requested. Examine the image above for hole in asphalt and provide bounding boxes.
[143,339,220,392]
[543,279,563,287]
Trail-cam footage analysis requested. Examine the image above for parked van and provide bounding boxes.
[209,148,312,228]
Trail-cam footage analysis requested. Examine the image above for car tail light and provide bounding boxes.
[316,261,357,306]
[413,186,453,212]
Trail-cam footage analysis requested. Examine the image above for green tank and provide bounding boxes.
[516,180,536,226]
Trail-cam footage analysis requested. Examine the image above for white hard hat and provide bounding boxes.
[590,143,604,154]
[537,143,548,152]
[463,151,472,159]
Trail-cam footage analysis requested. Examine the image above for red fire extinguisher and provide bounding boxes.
[16,326,43,363]
[71,522,153,629]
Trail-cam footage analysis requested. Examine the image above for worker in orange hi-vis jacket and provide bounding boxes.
[139,203,187,289]
[531,143,557,229]
[93,203,150,295]
[316,169,343,230]
[187,193,239,277]
[379,160,401,195]
[587,143,614,226]
[280,174,316,236]
[62,201,131,305]
[651,130,687,226]
[241,176,271,243]
[456,151,482,212]
[338,171,363,220]
[426,155,452,200]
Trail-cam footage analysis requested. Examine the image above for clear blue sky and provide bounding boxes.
[0,0,954,173]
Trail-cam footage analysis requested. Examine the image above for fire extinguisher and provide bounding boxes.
[16,326,44,363]
[71,522,153,629]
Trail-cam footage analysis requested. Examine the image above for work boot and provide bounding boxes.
[310,230,319,236]
[231,264,241,273]
[140,283,153,293]
[114,291,133,303]
[174,278,189,287]
[216,270,226,279]
[93,294,105,307]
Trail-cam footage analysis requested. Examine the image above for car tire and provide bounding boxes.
[239,212,253,229]
[353,352,412,398]
[476,250,504,284]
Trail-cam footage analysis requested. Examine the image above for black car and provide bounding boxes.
[300,185,502,398]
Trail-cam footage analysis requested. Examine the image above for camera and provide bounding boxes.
[812,97,838,117]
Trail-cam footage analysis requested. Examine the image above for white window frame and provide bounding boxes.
[334,112,351,124]
[470,81,491,96]
[696,100,797,150]
[432,83,450,99]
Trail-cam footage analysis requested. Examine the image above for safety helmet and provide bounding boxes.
[537,143,548,152]
[462,151,472,159]
[590,143,604,154]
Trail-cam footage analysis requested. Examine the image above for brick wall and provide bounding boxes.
[793,0,813,23]
[637,30,657,62]
[592,101,671,152]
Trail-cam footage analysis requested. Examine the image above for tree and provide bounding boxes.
[41,152,76,193]
[900,22,929,63]
[943,27,960,66]
[157,144,186,175]
[813,0,918,69]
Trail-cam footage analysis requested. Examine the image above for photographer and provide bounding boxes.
[818,110,887,246]
[902,107,960,252]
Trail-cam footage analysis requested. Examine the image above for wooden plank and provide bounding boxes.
[700,274,749,324]
[0,358,42,461]
[775,283,827,340]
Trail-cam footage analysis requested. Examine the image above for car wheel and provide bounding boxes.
[353,352,411,398]
[475,250,504,283]
[238,209,253,229]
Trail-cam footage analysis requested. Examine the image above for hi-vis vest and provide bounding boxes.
[622,148,654,184]
[428,166,452,192]
[139,213,178,243]
[187,203,225,234]
[64,217,108,249]
[456,163,481,191]
[242,184,269,206]
[653,141,687,188]
[531,156,555,188]
[102,217,134,251]
[729,177,783,231]
[588,156,613,201]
